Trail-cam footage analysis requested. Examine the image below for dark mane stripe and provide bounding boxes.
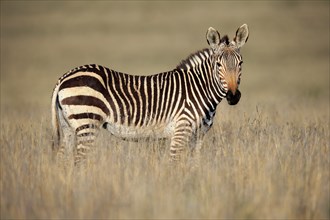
[176,48,212,70]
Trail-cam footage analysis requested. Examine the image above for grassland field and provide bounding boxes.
[1,1,329,219]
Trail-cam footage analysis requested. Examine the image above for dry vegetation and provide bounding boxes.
[1,101,329,219]
[1,1,329,219]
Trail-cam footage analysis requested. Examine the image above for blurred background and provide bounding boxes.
[1,1,329,116]
[1,2,329,219]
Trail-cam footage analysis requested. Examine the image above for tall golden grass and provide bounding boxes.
[1,1,329,219]
[1,100,329,219]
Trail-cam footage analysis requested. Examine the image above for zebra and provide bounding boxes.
[51,24,249,165]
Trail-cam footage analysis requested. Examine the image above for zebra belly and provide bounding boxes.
[103,121,176,140]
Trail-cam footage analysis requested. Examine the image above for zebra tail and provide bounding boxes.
[51,82,61,151]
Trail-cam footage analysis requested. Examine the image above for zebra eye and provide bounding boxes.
[238,61,243,70]
[216,62,222,68]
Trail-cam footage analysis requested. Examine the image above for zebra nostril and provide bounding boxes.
[236,90,241,100]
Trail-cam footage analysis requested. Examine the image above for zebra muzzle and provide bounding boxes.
[226,89,241,105]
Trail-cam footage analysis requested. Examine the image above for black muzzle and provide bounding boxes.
[226,90,241,105]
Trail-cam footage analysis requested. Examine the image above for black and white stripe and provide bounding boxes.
[51,24,249,164]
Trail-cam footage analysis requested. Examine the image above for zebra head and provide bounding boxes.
[206,24,249,105]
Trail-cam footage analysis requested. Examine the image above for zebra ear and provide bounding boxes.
[234,24,249,48]
[206,27,221,51]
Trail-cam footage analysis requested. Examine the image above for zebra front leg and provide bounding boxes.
[169,122,193,162]
[189,134,205,168]
[74,124,100,166]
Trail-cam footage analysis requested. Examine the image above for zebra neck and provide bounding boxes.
[174,50,225,116]
[176,48,225,105]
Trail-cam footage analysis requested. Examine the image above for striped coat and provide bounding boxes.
[51,24,249,165]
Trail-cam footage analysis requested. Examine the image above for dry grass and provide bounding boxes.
[1,1,329,219]
[1,101,329,219]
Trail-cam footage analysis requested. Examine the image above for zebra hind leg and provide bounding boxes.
[55,113,76,167]
[74,124,100,167]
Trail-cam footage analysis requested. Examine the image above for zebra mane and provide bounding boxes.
[176,48,213,70]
